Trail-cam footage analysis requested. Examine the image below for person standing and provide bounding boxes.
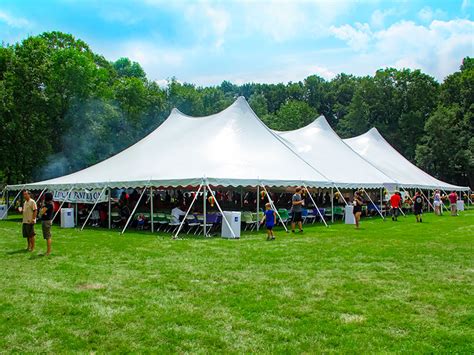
[291,187,304,233]
[20,190,37,252]
[353,191,364,229]
[413,191,424,223]
[433,190,442,215]
[390,192,402,221]
[448,191,458,216]
[40,192,54,255]
[261,203,276,241]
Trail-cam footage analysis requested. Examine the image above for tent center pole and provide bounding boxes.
[203,185,207,237]
[150,187,154,233]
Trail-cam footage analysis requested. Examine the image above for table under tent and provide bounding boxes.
[3,97,470,236]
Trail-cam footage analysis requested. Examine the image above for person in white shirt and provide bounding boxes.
[171,205,186,224]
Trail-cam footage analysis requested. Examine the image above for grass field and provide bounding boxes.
[1,209,473,353]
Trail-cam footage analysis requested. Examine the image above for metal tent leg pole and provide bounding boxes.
[36,188,47,203]
[333,186,348,206]
[363,189,385,220]
[203,185,207,237]
[121,186,148,235]
[206,182,235,238]
[256,185,260,231]
[150,187,154,233]
[303,183,327,227]
[380,188,383,217]
[440,189,451,214]
[331,187,334,223]
[81,186,106,231]
[5,186,25,214]
[108,188,111,229]
[52,186,74,223]
[173,184,203,239]
[418,188,434,211]
[261,185,288,232]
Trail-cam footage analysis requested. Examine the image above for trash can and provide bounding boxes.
[0,205,7,220]
[60,208,75,228]
[344,205,355,224]
[221,211,241,239]
[457,200,464,211]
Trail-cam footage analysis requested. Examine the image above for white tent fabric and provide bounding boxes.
[275,117,396,188]
[7,97,332,190]
[344,128,468,191]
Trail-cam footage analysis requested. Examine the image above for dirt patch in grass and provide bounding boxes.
[77,283,105,290]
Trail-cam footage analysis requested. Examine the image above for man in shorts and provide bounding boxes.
[40,192,54,255]
[413,191,424,223]
[291,187,304,233]
[20,190,37,251]
[448,191,458,216]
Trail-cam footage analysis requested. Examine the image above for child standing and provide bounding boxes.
[261,203,276,241]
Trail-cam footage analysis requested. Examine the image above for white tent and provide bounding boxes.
[344,128,468,191]
[275,117,396,189]
[7,97,332,191]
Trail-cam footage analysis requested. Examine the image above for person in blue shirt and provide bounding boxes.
[261,203,276,241]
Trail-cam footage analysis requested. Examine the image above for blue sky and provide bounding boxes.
[1,0,473,85]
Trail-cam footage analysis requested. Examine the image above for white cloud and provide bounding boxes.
[418,7,446,23]
[370,8,396,28]
[461,0,471,11]
[329,19,474,80]
[329,23,372,51]
[0,10,31,28]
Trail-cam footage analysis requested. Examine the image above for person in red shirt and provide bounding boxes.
[390,192,402,221]
[448,191,458,216]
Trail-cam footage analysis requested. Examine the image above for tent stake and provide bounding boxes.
[173,183,203,239]
[206,182,236,238]
[302,183,328,227]
[52,186,74,223]
[80,186,107,231]
[261,185,288,232]
[121,186,148,235]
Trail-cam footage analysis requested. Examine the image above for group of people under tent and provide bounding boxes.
[11,184,468,251]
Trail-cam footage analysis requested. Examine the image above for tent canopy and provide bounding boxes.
[344,128,468,191]
[7,97,332,191]
[275,116,396,189]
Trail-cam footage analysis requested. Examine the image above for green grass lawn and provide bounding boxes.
[1,210,473,353]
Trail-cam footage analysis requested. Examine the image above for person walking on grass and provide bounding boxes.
[433,190,442,216]
[390,191,402,221]
[261,203,276,241]
[291,187,304,233]
[19,190,37,252]
[448,191,458,216]
[40,192,54,256]
[353,191,363,229]
[413,191,424,223]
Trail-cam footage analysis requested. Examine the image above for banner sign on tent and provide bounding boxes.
[53,190,107,204]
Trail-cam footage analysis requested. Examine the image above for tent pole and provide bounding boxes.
[121,186,148,235]
[439,189,450,214]
[400,186,415,203]
[52,186,74,223]
[108,188,111,229]
[206,182,235,238]
[333,186,348,206]
[240,187,243,208]
[173,183,203,239]
[81,186,106,231]
[363,189,385,220]
[379,188,383,217]
[256,185,260,231]
[303,183,328,227]
[261,184,288,232]
[6,190,9,210]
[36,188,47,203]
[418,188,434,211]
[331,187,334,223]
[0,187,6,204]
[5,185,25,215]
[203,185,207,237]
[150,187,154,233]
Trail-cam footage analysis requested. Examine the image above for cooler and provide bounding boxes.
[457,200,464,211]
[60,208,75,228]
[344,205,355,224]
[221,211,241,239]
[0,205,7,220]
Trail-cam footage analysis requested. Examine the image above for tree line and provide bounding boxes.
[0,32,472,188]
